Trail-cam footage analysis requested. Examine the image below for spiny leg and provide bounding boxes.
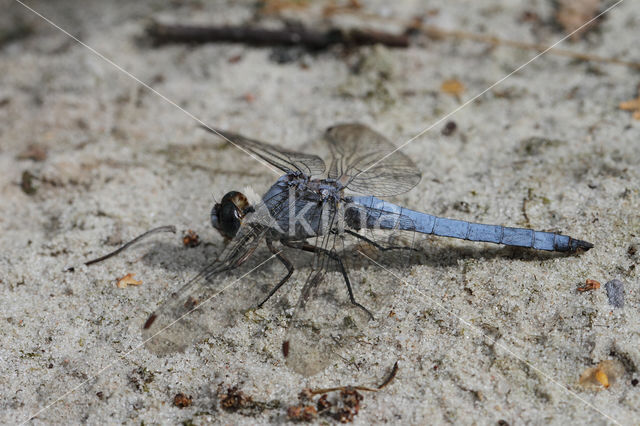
[283,240,374,320]
[257,238,294,308]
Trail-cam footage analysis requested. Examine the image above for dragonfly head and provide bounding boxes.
[211,191,255,240]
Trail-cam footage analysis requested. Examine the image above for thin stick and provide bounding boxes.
[310,361,399,395]
[310,385,377,395]
[377,361,399,389]
[146,21,408,49]
[422,25,640,70]
[329,9,640,70]
[83,225,177,266]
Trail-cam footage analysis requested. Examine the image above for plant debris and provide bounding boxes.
[579,360,624,390]
[554,0,602,41]
[173,393,193,408]
[287,404,318,422]
[619,87,640,120]
[323,0,362,17]
[577,279,600,292]
[116,273,142,288]
[214,384,280,417]
[182,229,201,247]
[258,0,312,15]
[287,362,398,422]
[20,170,37,195]
[17,145,48,162]
[376,361,399,390]
[217,385,253,412]
[287,387,363,423]
[440,79,464,100]
[147,21,408,50]
[335,387,363,423]
[77,225,176,269]
[316,393,331,411]
[128,367,155,392]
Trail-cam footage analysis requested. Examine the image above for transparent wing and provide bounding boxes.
[142,189,290,355]
[285,266,371,377]
[201,125,326,177]
[284,201,419,377]
[325,123,421,196]
[284,203,353,377]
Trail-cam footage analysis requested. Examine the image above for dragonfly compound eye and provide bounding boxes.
[211,191,253,240]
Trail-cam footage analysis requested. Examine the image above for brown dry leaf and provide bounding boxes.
[116,273,142,288]
[555,0,602,41]
[619,88,640,120]
[577,278,600,292]
[441,79,465,99]
[579,360,624,390]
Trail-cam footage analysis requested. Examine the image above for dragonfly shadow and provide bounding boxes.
[137,238,582,280]
[341,240,583,272]
[412,241,583,268]
[138,240,222,274]
[139,240,288,283]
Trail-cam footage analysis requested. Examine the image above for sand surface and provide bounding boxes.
[1,0,639,424]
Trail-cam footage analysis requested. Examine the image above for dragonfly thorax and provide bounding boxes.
[257,174,347,240]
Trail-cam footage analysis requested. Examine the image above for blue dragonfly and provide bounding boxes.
[143,123,592,376]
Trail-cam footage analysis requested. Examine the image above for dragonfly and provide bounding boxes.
[142,123,592,376]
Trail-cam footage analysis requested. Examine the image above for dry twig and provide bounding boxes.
[147,21,408,49]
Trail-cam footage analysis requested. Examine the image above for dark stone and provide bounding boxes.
[604,279,624,308]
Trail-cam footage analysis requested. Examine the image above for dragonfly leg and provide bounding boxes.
[257,238,294,308]
[344,229,418,252]
[283,240,374,320]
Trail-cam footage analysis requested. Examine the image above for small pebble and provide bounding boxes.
[441,120,457,136]
[20,170,37,195]
[604,279,624,308]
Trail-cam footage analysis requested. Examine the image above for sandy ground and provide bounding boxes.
[1,0,639,424]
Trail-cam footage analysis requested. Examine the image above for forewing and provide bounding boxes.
[325,123,421,196]
[141,261,246,355]
[142,190,289,355]
[201,125,326,177]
